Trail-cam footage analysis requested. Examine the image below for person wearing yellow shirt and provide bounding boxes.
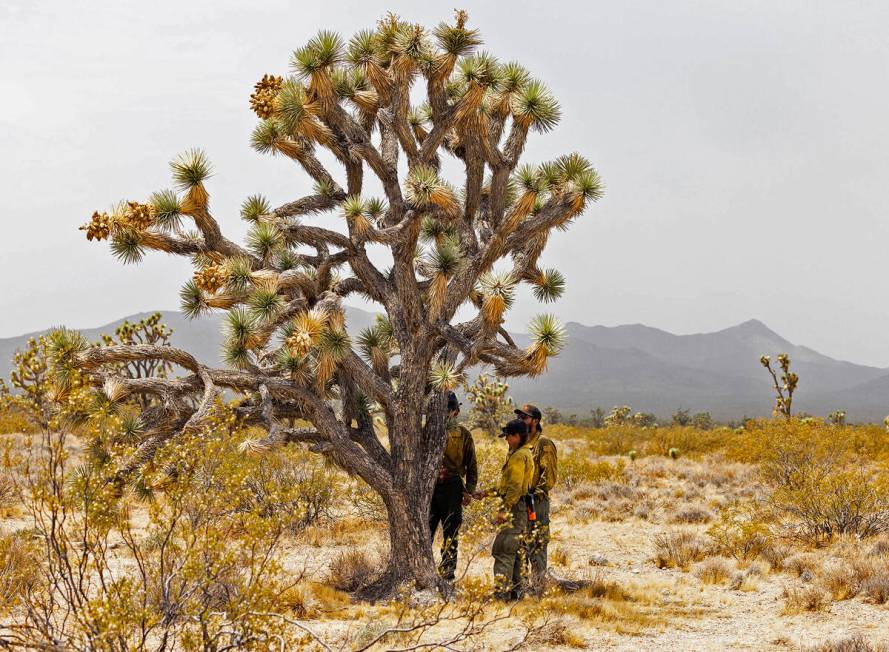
[515,404,558,592]
[475,418,535,600]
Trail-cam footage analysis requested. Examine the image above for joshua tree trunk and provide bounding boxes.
[64,9,603,600]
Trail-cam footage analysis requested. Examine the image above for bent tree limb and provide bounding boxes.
[68,10,604,599]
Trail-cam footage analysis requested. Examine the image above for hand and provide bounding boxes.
[494,512,509,525]
[462,492,472,506]
[472,490,486,500]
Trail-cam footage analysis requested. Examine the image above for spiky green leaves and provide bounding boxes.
[224,307,261,368]
[357,317,396,370]
[273,79,331,143]
[149,189,182,231]
[525,314,566,376]
[240,195,271,223]
[223,256,254,293]
[347,29,381,67]
[420,216,456,244]
[421,238,463,318]
[246,223,283,261]
[170,149,212,190]
[511,80,561,133]
[477,272,516,326]
[251,119,287,155]
[404,165,460,216]
[179,280,205,319]
[429,360,463,391]
[110,228,145,264]
[47,327,89,389]
[532,269,566,303]
[247,284,283,322]
[499,62,531,95]
[433,13,482,57]
[458,52,502,89]
[277,347,312,385]
[292,30,345,77]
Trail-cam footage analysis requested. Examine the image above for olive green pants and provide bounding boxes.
[492,502,529,596]
[526,494,550,586]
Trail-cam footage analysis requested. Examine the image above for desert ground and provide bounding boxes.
[3,417,888,651]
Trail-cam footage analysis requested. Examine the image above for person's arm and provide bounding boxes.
[462,428,478,495]
[537,440,558,494]
[500,455,524,511]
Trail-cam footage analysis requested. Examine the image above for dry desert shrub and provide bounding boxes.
[693,557,734,584]
[327,549,378,593]
[805,634,889,652]
[559,453,627,490]
[708,501,769,561]
[653,530,711,569]
[781,584,831,614]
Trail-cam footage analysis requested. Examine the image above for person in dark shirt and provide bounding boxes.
[428,391,478,581]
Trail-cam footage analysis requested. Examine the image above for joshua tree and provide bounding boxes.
[66,11,602,598]
[99,313,174,410]
[589,406,605,428]
[604,405,631,426]
[671,407,691,426]
[463,371,513,436]
[760,353,798,420]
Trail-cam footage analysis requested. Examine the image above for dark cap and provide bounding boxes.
[499,418,529,438]
[514,404,542,421]
[446,391,461,412]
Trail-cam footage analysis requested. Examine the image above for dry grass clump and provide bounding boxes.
[784,553,819,578]
[819,560,859,600]
[538,575,660,635]
[0,532,39,614]
[653,530,711,569]
[805,634,889,652]
[759,542,791,571]
[527,619,588,649]
[869,537,889,558]
[860,574,889,604]
[550,545,570,567]
[0,470,15,510]
[327,549,378,593]
[781,584,831,614]
[673,505,713,524]
[693,557,733,584]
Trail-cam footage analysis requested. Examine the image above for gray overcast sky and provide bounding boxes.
[2,0,888,365]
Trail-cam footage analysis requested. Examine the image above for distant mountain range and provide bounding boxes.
[2,309,886,422]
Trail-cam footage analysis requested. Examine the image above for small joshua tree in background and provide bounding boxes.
[0,337,58,432]
[692,411,714,430]
[463,371,513,436]
[827,410,846,427]
[589,406,605,428]
[632,412,657,428]
[760,353,798,420]
[671,408,691,426]
[605,405,631,426]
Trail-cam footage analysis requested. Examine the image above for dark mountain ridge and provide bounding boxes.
[2,310,886,422]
